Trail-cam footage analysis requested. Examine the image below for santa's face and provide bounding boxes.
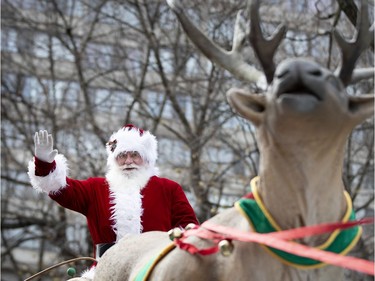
[115,151,145,177]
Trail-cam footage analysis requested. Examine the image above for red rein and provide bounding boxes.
[174,218,374,275]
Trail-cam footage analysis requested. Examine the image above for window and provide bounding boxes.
[56,131,77,155]
[60,0,84,16]
[232,161,245,175]
[16,0,83,14]
[33,33,49,58]
[22,77,80,105]
[163,100,174,119]
[158,138,190,166]
[111,90,134,114]
[66,223,89,253]
[22,77,44,103]
[146,91,165,117]
[84,43,113,70]
[160,48,174,73]
[3,226,41,250]
[122,47,144,74]
[21,0,49,11]
[176,95,193,121]
[1,126,25,149]
[149,49,174,73]
[185,55,200,75]
[1,73,18,93]
[54,80,80,105]
[205,146,232,164]
[34,33,75,61]
[90,88,135,114]
[1,28,18,52]
[93,88,112,109]
[100,2,119,25]
[51,36,74,61]
[222,116,240,129]
[15,29,37,54]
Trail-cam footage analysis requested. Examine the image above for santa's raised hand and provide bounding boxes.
[34,130,58,163]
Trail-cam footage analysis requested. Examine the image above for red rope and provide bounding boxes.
[174,218,374,275]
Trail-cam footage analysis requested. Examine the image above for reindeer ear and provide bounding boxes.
[348,94,374,124]
[226,88,266,126]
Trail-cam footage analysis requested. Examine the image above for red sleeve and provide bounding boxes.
[34,157,56,176]
[171,182,199,228]
[49,178,102,216]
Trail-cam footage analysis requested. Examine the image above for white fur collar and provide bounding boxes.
[106,165,157,241]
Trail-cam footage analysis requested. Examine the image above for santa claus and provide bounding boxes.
[28,124,198,279]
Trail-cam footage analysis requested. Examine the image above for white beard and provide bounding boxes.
[106,163,157,241]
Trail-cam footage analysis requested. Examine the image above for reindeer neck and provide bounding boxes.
[255,139,347,244]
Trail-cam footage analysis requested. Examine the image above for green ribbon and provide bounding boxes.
[237,197,361,267]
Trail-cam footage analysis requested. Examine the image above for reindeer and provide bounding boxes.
[71,0,374,280]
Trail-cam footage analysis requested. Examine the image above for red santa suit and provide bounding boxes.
[28,125,198,278]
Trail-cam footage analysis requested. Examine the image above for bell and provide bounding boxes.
[219,240,234,257]
[184,223,197,230]
[67,267,76,277]
[168,227,183,241]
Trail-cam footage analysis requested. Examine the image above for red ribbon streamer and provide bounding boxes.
[175,218,374,275]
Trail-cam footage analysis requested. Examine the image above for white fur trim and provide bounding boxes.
[106,165,157,241]
[81,266,96,279]
[106,126,158,167]
[27,154,68,194]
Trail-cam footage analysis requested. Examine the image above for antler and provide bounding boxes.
[166,0,264,84]
[248,0,286,84]
[333,1,374,86]
[351,68,374,84]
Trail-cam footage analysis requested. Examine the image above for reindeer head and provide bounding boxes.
[228,57,373,141]
[227,0,374,141]
[168,0,374,139]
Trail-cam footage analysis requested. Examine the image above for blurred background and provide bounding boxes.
[1,0,373,280]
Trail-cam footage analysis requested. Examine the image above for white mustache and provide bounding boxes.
[120,164,139,170]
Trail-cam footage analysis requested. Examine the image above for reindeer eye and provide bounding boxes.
[326,75,343,91]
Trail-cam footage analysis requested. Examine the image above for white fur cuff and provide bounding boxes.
[81,266,96,279]
[27,154,68,194]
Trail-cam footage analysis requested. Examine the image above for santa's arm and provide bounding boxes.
[27,130,91,215]
[28,154,94,215]
[171,184,199,228]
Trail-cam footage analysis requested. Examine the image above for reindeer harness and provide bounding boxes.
[134,177,371,281]
[235,177,362,269]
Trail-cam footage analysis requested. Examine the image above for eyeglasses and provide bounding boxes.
[116,151,141,160]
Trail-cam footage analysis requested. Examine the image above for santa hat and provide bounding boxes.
[106,124,158,167]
